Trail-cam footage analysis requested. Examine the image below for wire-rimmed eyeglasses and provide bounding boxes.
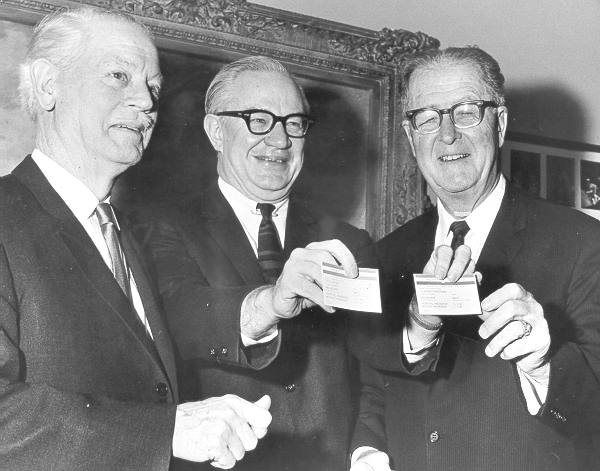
[216,109,314,138]
[405,100,499,134]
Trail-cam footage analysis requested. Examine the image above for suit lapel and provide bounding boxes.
[121,228,177,397]
[283,200,316,259]
[199,184,265,284]
[477,183,525,299]
[12,156,172,383]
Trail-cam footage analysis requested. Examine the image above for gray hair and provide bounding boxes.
[400,46,506,112]
[205,55,309,114]
[19,6,153,121]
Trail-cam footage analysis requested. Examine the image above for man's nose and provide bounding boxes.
[437,113,461,145]
[264,121,292,149]
[126,80,155,112]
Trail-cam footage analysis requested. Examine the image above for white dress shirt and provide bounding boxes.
[218,178,288,345]
[31,149,152,338]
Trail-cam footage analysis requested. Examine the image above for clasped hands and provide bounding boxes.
[420,244,551,381]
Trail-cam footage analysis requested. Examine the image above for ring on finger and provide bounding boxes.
[518,319,532,338]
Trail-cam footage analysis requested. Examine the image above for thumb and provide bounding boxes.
[242,395,272,429]
[254,394,271,410]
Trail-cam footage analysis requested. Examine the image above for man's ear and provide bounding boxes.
[497,106,508,147]
[402,120,417,157]
[30,59,58,112]
[204,114,223,152]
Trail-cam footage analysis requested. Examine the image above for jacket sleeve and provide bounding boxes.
[537,228,600,437]
[0,243,176,471]
[136,217,280,369]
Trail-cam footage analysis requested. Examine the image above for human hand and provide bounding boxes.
[479,284,551,382]
[350,449,392,471]
[423,244,474,282]
[172,394,272,468]
[242,240,356,338]
[413,244,475,328]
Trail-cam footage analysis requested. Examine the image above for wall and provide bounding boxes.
[255,0,600,147]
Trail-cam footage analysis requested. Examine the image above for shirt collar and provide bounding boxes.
[218,177,288,216]
[438,174,506,238]
[31,149,114,226]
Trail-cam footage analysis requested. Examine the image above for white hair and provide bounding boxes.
[19,6,153,121]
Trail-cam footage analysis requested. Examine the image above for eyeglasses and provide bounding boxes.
[216,109,314,138]
[405,100,498,134]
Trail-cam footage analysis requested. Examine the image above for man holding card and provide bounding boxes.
[349,46,600,471]
[136,56,377,471]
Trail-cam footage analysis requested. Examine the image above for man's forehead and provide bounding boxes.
[229,71,304,109]
[407,62,487,107]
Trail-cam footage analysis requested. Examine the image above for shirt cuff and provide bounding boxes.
[240,329,278,347]
[517,366,549,415]
[403,326,439,364]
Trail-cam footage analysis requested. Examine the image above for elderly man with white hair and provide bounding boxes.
[0,6,271,470]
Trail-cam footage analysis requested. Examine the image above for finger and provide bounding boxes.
[433,245,454,279]
[253,395,271,410]
[251,426,269,439]
[210,449,236,469]
[241,397,273,429]
[304,240,358,278]
[446,246,474,282]
[479,299,530,339]
[484,320,531,357]
[287,275,335,313]
[228,414,258,453]
[481,283,528,312]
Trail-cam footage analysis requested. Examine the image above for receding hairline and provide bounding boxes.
[219,69,308,112]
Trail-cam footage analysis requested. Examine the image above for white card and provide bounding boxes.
[413,273,482,316]
[321,262,382,313]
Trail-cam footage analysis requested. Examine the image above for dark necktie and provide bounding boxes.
[449,220,470,250]
[96,202,131,299]
[256,203,284,284]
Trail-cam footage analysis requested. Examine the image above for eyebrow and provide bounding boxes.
[103,57,163,85]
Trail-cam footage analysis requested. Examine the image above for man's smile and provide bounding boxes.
[439,153,469,162]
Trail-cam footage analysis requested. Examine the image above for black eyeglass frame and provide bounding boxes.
[405,100,499,134]
[216,109,314,138]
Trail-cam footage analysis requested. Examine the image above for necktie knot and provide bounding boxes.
[257,203,275,220]
[449,220,470,251]
[96,202,117,229]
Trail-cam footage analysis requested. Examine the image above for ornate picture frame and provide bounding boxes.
[0,0,439,238]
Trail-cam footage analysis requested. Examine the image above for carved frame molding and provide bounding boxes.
[0,0,439,236]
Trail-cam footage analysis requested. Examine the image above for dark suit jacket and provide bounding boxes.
[136,181,376,471]
[0,156,178,470]
[349,183,600,471]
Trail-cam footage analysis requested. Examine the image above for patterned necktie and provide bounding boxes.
[96,202,131,300]
[256,203,284,284]
[449,220,470,251]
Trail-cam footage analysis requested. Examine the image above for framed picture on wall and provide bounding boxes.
[501,137,600,220]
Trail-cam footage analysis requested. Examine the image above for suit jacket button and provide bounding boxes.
[221,347,228,356]
[210,348,217,356]
[429,431,440,443]
[156,382,168,397]
[285,383,296,392]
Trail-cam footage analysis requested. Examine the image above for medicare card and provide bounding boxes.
[321,262,382,313]
[413,274,482,316]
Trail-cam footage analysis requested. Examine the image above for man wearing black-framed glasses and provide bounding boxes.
[137,55,376,471]
[350,46,600,471]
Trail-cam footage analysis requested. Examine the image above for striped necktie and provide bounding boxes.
[256,203,284,284]
[449,220,470,251]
